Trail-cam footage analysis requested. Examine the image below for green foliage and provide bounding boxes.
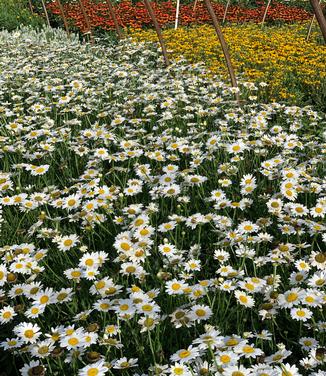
[0,0,44,31]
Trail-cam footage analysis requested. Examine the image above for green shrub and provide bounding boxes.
[0,0,44,31]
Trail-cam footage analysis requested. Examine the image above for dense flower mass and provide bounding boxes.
[0,27,325,375]
[130,23,326,102]
[47,0,312,32]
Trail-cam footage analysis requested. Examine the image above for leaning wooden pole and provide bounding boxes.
[106,0,123,39]
[222,0,231,23]
[143,0,170,66]
[261,0,272,26]
[310,0,326,43]
[203,0,240,103]
[78,0,95,44]
[306,14,317,41]
[175,0,180,29]
[57,0,70,35]
[41,0,51,27]
[28,0,34,13]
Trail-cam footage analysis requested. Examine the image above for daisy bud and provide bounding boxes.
[261,303,273,310]
[14,304,25,313]
[28,365,46,376]
[270,291,279,299]
[315,253,325,263]
[87,323,99,332]
[86,351,101,363]
[316,347,326,361]
[7,273,17,283]
[51,347,64,358]
[157,271,171,281]
[39,211,46,220]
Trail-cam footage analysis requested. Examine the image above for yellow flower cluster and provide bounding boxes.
[130,23,326,101]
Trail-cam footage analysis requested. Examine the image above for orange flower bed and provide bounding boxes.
[47,0,312,33]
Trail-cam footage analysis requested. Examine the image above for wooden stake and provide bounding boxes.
[310,0,326,43]
[307,14,316,41]
[78,0,95,44]
[41,0,51,27]
[28,0,33,13]
[57,0,70,35]
[175,0,180,29]
[143,0,170,66]
[106,0,123,39]
[203,0,240,103]
[261,0,272,26]
[222,0,231,23]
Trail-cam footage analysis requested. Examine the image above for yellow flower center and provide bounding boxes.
[40,296,49,304]
[63,239,73,247]
[87,369,99,376]
[121,243,131,251]
[195,309,206,317]
[105,287,116,295]
[171,283,181,291]
[179,350,190,359]
[38,346,49,355]
[2,311,12,319]
[96,281,105,289]
[120,362,129,368]
[135,219,144,226]
[220,354,231,363]
[125,266,136,273]
[68,337,79,346]
[243,345,254,353]
[245,283,255,291]
[239,295,248,304]
[226,338,238,346]
[85,259,94,266]
[140,228,149,236]
[286,293,298,302]
[24,329,34,339]
[142,304,153,312]
[144,317,154,327]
